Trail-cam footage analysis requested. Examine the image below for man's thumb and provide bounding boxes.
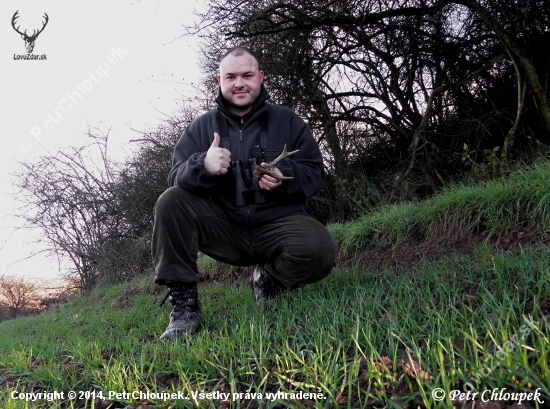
[211,132,220,148]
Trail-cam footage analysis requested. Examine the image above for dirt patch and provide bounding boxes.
[0,369,19,390]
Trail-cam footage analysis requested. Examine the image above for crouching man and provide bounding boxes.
[152,46,337,340]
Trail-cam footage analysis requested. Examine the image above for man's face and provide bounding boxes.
[218,52,264,116]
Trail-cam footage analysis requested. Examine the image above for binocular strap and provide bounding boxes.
[215,110,269,163]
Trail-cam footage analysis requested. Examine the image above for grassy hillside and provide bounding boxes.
[331,159,550,259]
[1,162,550,409]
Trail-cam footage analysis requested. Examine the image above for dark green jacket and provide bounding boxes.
[168,88,325,225]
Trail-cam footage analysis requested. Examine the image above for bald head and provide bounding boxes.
[219,47,261,71]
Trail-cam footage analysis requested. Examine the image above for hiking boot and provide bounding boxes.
[253,265,283,309]
[159,283,203,340]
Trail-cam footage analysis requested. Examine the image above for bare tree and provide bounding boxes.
[457,0,550,136]
[0,275,40,318]
[14,130,122,289]
[13,100,201,290]
[185,0,550,208]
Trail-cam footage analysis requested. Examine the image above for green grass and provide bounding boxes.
[1,244,549,408]
[2,161,550,408]
[331,160,550,258]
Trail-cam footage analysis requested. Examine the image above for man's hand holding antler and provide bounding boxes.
[255,144,299,191]
[258,167,283,191]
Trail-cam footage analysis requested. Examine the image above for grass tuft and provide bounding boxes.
[332,160,550,258]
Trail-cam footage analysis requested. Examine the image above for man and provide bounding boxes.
[152,46,337,340]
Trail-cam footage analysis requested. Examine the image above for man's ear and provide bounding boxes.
[259,70,265,83]
[217,75,221,85]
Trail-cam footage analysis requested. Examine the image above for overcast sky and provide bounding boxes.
[0,0,204,280]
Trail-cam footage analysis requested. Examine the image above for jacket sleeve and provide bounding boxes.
[167,117,218,191]
[275,111,325,199]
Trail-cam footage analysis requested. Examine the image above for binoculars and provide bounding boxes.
[230,158,267,206]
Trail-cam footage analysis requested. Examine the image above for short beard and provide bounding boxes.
[227,100,254,112]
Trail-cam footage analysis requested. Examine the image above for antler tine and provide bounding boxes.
[31,13,49,38]
[271,144,299,166]
[11,11,25,36]
[40,13,49,31]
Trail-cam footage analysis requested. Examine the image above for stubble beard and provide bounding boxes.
[227,91,257,114]
[228,99,253,113]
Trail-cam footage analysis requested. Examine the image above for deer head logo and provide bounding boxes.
[11,11,49,54]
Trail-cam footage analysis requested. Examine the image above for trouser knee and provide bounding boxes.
[268,229,337,289]
[154,187,194,220]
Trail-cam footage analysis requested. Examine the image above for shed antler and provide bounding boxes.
[254,144,299,181]
[271,144,300,166]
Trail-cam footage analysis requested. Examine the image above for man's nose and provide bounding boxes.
[234,76,245,88]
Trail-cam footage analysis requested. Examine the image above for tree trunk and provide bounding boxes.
[311,92,346,179]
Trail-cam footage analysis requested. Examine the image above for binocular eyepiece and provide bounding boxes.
[230,158,267,206]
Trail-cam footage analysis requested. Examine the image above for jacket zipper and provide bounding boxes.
[240,116,244,164]
[240,117,243,141]
[241,116,251,224]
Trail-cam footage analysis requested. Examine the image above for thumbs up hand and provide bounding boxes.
[204,132,231,175]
